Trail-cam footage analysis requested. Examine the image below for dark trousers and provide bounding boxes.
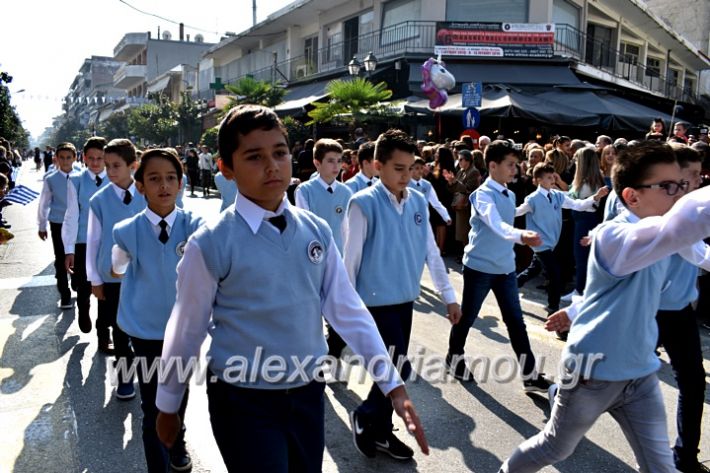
[449,267,536,376]
[326,324,347,358]
[102,283,133,382]
[49,222,70,300]
[130,337,189,473]
[356,302,413,438]
[187,170,199,194]
[207,374,325,473]
[517,249,561,311]
[696,272,710,324]
[572,211,600,293]
[656,305,706,466]
[74,244,110,342]
[200,170,212,194]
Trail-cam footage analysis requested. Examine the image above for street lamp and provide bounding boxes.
[348,56,361,77]
[348,51,378,77]
[363,51,377,73]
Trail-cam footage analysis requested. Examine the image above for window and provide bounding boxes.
[553,0,579,29]
[446,0,528,23]
[620,43,640,65]
[667,68,679,86]
[684,76,695,93]
[646,57,661,77]
[382,0,421,28]
[304,36,318,71]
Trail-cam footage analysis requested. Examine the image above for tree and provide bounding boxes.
[0,72,29,148]
[176,92,201,145]
[127,95,178,145]
[224,76,286,109]
[50,116,91,147]
[200,126,219,152]
[96,111,130,140]
[306,77,393,127]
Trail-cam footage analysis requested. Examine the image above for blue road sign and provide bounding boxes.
[462,82,482,107]
[462,107,481,130]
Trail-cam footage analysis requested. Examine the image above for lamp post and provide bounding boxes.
[348,51,378,78]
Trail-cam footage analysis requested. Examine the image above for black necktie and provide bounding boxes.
[96,175,103,187]
[416,182,421,187]
[158,220,169,244]
[123,191,132,205]
[268,215,287,233]
[327,186,333,194]
[547,193,552,203]
[367,180,372,187]
[502,189,509,198]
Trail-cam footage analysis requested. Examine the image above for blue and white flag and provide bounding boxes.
[2,185,40,205]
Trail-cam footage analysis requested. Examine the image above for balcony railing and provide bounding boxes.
[554,24,696,103]
[114,64,147,90]
[228,21,697,103]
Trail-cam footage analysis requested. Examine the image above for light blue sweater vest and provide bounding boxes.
[46,170,71,224]
[297,179,353,253]
[345,173,372,194]
[89,185,146,283]
[463,180,517,274]
[408,179,433,200]
[193,206,332,388]
[563,212,671,381]
[214,172,238,212]
[350,182,428,307]
[658,254,699,311]
[524,188,566,252]
[114,209,203,339]
[70,170,109,244]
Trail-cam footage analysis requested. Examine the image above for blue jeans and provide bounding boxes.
[448,267,536,376]
[500,373,675,472]
[572,211,600,293]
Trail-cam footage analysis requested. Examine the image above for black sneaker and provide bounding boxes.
[59,297,73,310]
[349,411,376,458]
[78,311,92,334]
[676,460,710,473]
[556,330,568,341]
[169,445,193,472]
[446,353,474,382]
[523,375,553,393]
[375,432,414,460]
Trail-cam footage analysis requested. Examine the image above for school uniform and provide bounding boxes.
[156,194,403,472]
[213,172,237,212]
[62,169,108,336]
[515,186,598,311]
[448,177,539,378]
[345,171,376,194]
[501,190,710,472]
[603,189,624,221]
[86,182,145,383]
[112,207,203,473]
[655,246,710,470]
[408,178,451,222]
[344,181,456,440]
[37,168,76,304]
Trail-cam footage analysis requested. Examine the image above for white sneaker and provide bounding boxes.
[548,383,559,411]
[560,290,580,303]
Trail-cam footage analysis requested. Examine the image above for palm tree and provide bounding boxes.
[306,77,393,126]
[224,76,286,109]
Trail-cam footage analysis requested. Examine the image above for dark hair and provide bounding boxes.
[484,140,517,167]
[458,149,473,162]
[357,141,376,165]
[459,135,474,150]
[304,138,315,149]
[83,136,107,154]
[217,104,288,169]
[374,129,416,164]
[134,148,184,183]
[553,136,571,147]
[649,118,666,134]
[413,156,426,166]
[613,141,677,206]
[104,138,137,165]
[672,144,702,168]
[436,147,456,173]
[313,138,343,162]
[56,142,77,157]
[532,162,556,180]
[0,173,7,189]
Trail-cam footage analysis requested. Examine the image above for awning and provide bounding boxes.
[408,63,581,91]
[273,80,330,116]
[146,76,171,94]
[404,86,598,126]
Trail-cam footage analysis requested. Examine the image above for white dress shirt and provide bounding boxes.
[86,182,137,286]
[474,178,524,244]
[111,207,178,275]
[198,152,213,171]
[410,178,451,222]
[343,186,458,305]
[62,170,107,254]
[564,187,710,321]
[515,186,598,217]
[155,194,404,413]
[37,169,71,232]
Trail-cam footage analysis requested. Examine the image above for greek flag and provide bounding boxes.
[2,185,40,205]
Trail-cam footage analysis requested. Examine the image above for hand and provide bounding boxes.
[579,236,591,247]
[553,173,562,184]
[446,302,462,325]
[389,386,429,455]
[445,219,452,226]
[544,310,571,333]
[521,230,542,247]
[442,169,455,184]
[594,186,609,201]
[65,254,75,274]
[38,231,48,240]
[91,284,105,300]
[156,412,181,449]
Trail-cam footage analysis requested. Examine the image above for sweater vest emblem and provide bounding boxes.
[307,240,324,264]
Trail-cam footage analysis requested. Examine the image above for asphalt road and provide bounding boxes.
[1,162,708,472]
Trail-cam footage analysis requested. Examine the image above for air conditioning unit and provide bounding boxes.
[295,64,309,79]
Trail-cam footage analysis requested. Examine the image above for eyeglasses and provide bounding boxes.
[632,180,689,196]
